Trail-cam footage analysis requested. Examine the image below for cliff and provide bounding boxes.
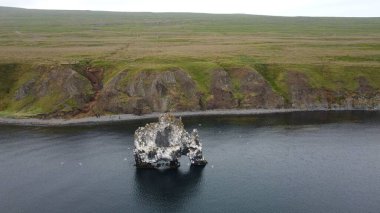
[1,61,379,119]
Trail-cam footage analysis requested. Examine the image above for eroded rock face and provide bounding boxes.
[12,66,93,117]
[133,113,207,169]
[287,71,380,109]
[207,69,237,109]
[229,68,285,108]
[95,69,201,115]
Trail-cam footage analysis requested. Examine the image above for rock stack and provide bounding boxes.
[133,113,207,169]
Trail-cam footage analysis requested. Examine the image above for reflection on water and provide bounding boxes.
[134,167,204,209]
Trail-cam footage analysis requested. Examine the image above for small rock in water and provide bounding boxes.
[124,158,128,161]
[78,162,82,166]
[133,113,207,169]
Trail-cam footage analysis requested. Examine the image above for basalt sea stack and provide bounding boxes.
[133,114,207,169]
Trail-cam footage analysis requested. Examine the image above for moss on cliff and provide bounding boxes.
[0,63,93,118]
[1,58,379,118]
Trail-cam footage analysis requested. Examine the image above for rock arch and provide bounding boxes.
[133,114,207,169]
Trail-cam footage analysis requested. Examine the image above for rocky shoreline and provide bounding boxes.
[0,108,378,126]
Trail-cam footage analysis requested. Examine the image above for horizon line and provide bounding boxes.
[1,5,380,18]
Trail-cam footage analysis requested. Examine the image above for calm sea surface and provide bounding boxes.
[1,111,380,213]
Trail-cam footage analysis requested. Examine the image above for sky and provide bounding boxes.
[1,0,379,17]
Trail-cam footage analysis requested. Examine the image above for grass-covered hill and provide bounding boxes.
[1,6,380,118]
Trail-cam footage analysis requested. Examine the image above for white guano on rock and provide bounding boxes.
[133,113,207,169]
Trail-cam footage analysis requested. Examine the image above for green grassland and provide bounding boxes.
[0,6,380,117]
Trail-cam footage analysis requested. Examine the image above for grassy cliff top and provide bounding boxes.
[0,6,379,66]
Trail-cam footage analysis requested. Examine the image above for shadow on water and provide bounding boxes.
[181,110,380,128]
[133,166,205,211]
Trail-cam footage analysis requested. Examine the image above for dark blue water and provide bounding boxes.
[1,111,380,213]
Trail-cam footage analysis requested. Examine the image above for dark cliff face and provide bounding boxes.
[0,65,92,117]
[206,68,285,109]
[228,68,285,109]
[94,69,201,115]
[94,67,286,115]
[207,69,237,109]
[1,64,379,118]
[287,72,380,110]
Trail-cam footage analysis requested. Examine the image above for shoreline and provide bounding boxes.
[0,108,379,126]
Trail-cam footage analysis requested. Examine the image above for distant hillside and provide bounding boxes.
[0,7,379,118]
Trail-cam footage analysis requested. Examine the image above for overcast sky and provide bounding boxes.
[1,0,379,17]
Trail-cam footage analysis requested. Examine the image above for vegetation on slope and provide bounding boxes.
[0,7,379,117]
